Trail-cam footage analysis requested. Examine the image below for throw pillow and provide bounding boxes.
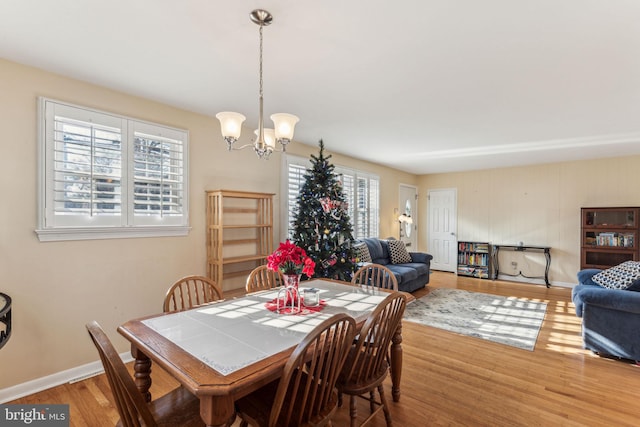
[387,239,412,264]
[592,261,640,291]
[354,243,372,263]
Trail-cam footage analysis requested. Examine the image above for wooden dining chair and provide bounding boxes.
[245,265,284,293]
[236,313,357,427]
[163,275,224,313]
[351,263,399,291]
[336,292,407,427]
[85,321,205,427]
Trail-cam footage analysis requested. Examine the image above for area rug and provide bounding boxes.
[404,288,547,351]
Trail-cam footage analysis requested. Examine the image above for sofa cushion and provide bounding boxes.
[401,262,430,276]
[386,264,418,284]
[353,242,372,263]
[592,261,640,291]
[362,238,388,265]
[387,240,412,264]
[378,240,391,261]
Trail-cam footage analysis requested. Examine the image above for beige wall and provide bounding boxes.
[0,58,415,390]
[418,157,640,284]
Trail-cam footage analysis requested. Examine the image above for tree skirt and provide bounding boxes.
[404,288,547,351]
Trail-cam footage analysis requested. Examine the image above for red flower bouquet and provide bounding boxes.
[267,240,316,277]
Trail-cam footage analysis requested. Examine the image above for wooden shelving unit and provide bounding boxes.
[206,190,274,290]
[581,207,640,270]
[457,241,491,279]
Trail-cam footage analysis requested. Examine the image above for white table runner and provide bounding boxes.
[142,279,386,375]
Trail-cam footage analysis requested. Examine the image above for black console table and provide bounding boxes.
[0,292,12,349]
[492,245,551,287]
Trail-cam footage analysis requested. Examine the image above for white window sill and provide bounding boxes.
[35,226,191,242]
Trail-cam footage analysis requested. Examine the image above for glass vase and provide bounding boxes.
[283,274,301,289]
[278,273,301,313]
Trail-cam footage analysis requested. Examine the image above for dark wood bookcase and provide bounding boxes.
[581,207,640,270]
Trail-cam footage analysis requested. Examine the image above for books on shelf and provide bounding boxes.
[457,252,489,266]
[456,265,489,278]
[457,242,489,253]
[594,232,634,248]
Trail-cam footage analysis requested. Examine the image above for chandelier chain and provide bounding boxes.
[259,24,263,99]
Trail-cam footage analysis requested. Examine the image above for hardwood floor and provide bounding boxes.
[10,271,640,426]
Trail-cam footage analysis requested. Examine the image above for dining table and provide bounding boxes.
[118,278,409,427]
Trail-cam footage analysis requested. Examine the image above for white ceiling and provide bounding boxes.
[2,0,640,174]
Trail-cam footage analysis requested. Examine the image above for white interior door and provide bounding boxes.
[427,188,457,272]
[398,184,417,249]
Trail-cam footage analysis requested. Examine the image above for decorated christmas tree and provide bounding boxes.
[291,140,358,281]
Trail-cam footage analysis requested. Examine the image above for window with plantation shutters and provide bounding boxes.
[338,169,379,240]
[131,123,185,221]
[341,173,356,225]
[367,177,380,237]
[37,98,189,241]
[286,162,307,238]
[283,155,379,240]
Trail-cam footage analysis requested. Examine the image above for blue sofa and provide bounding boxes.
[572,269,640,361]
[357,238,432,293]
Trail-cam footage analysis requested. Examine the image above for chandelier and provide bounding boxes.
[216,9,299,160]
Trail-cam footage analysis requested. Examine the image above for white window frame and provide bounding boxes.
[281,154,379,241]
[36,98,190,241]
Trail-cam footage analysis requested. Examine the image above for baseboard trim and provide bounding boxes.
[495,274,575,289]
[0,352,133,403]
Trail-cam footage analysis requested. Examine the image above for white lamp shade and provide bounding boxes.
[398,214,413,224]
[216,112,246,139]
[254,128,276,148]
[270,113,299,140]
